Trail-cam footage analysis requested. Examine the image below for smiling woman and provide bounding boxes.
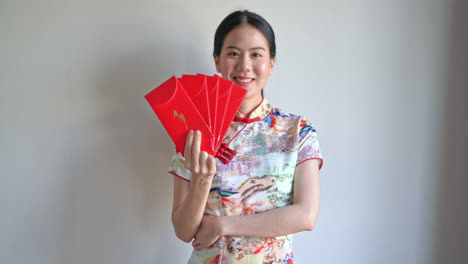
[168,10,323,264]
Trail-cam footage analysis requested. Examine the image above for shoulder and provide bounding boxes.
[267,105,317,134]
[269,106,300,119]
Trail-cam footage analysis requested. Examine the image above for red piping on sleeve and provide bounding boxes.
[168,171,191,182]
[296,157,323,170]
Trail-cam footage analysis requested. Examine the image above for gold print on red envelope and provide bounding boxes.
[173,110,187,130]
[145,74,246,162]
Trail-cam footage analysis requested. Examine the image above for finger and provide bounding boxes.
[184,130,194,169]
[207,155,217,176]
[192,240,201,250]
[199,151,208,175]
[191,130,201,173]
[195,244,203,251]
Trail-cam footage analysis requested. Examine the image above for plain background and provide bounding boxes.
[1,0,467,263]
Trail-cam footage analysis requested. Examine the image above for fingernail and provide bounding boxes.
[188,130,193,135]
[196,130,201,136]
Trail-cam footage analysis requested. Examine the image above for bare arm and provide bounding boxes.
[192,159,320,250]
[171,130,216,243]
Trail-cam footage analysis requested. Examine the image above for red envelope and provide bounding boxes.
[203,74,219,140]
[145,74,246,161]
[214,75,233,147]
[145,76,215,155]
[178,74,211,129]
[217,76,246,147]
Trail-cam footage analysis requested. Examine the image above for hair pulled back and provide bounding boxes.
[213,10,276,59]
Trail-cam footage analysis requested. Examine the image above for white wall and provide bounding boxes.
[1,0,465,263]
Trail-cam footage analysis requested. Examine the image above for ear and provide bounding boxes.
[213,54,221,73]
[269,57,275,76]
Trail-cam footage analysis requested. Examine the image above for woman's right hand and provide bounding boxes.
[184,130,217,183]
[171,130,217,243]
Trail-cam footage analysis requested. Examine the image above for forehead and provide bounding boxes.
[222,24,269,50]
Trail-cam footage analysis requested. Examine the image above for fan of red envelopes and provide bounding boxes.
[145,74,247,163]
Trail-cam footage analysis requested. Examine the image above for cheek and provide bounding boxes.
[254,61,271,77]
[220,58,236,70]
[220,61,235,77]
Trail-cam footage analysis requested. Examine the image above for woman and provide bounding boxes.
[169,10,323,264]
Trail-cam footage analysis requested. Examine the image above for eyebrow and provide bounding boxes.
[225,45,266,51]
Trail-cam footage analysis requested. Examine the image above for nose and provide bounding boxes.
[235,54,252,72]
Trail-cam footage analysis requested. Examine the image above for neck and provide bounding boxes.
[238,94,263,116]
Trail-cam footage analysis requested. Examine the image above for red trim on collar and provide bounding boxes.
[233,116,261,123]
[235,97,269,122]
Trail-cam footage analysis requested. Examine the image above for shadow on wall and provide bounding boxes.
[60,14,205,261]
[432,1,468,263]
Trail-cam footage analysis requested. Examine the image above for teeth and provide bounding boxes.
[236,77,253,83]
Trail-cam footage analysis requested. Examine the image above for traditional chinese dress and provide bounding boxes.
[169,98,323,264]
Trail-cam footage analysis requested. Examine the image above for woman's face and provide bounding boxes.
[214,24,275,103]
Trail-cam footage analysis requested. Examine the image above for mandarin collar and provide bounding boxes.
[234,97,271,123]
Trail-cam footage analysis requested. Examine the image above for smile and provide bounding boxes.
[234,77,255,84]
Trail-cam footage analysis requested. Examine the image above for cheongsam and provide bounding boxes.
[169,98,323,264]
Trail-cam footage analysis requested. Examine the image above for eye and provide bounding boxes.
[252,53,262,57]
[228,51,239,56]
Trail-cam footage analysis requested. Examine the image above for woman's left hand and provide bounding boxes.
[192,215,223,251]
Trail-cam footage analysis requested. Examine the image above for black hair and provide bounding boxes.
[213,10,276,59]
[213,10,276,98]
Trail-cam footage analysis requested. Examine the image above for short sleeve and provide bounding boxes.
[168,152,192,182]
[296,119,323,170]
